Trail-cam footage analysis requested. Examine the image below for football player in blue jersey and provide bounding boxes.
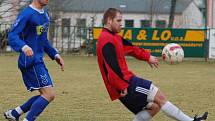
[4,0,64,121]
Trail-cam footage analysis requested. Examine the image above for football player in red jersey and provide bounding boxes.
[96,8,207,121]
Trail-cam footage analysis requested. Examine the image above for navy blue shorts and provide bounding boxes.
[20,63,53,91]
[119,76,152,114]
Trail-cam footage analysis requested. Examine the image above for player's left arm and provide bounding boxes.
[44,38,64,71]
[122,38,150,60]
[122,38,159,68]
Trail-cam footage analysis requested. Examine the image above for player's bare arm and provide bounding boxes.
[148,55,159,68]
[22,45,34,57]
[55,54,65,71]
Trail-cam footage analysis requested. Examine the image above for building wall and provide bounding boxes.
[50,1,206,51]
[58,12,170,28]
[207,0,215,28]
[0,0,205,29]
[175,1,204,28]
[57,8,203,29]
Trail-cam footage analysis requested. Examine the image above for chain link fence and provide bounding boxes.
[0,24,94,55]
[49,24,94,55]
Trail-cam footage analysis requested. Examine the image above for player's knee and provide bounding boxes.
[153,104,160,113]
[40,87,56,102]
[151,103,160,112]
[146,102,160,116]
[42,91,56,102]
[48,92,56,101]
[154,90,167,107]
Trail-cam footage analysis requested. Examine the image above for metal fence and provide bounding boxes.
[49,24,94,55]
[0,24,94,55]
[0,24,10,54]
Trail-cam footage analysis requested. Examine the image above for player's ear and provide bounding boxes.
[107,17,112,25]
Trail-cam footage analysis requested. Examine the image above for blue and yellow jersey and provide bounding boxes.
[8,5,58,69]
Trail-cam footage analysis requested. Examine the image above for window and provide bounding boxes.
[140,20,151,28]
[62,18,70,38]
[125,20,134,27]
[76,18,86,38]
[155,20,166,28]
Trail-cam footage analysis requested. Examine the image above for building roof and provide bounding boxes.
[49,0,193,14]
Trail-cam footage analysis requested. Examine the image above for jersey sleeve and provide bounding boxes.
[102,42,129,91]
[122,38,150,61]
[44,37,58,60]
[43,11,58,60]
[8,12,29,52]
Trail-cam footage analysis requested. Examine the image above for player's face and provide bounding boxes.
[110,12,122,33]
[38,0,49,6]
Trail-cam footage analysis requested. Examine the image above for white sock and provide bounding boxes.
[161,101,193,121]
[133,110,152,121]
[15,107,24,115]
[23,118,28,121]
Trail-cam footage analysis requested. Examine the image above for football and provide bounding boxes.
[162,43,184,64]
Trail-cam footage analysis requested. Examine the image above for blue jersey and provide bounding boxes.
[8,5,58,70]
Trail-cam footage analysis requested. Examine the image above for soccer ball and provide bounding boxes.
[162,43,184,64]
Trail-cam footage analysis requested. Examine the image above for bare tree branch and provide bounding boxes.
[0,0,30,23]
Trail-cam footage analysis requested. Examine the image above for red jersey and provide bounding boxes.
[96,28,151,101]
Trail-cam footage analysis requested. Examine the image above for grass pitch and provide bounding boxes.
[0,54,214,121]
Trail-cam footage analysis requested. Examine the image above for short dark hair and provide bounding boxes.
[102,8,122,25]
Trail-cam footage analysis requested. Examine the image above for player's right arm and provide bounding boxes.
[8,12,31,54]
[102,42,129,93]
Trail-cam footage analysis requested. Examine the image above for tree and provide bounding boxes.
[168,0,177,28]
[0,0,30,24]
[0,0,30,52]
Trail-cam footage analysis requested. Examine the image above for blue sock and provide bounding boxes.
[11,95,40,119]
[25,96,49,121]
[21,95,40,113]
[11,110,20,119]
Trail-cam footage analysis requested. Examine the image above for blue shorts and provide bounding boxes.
[119,76,152,114]
[20,63,53,91]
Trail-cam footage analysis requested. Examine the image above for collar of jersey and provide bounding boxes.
[29,4,44,14]
[103,28,115,35]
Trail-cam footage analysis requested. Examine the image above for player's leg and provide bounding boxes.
[120,76,161,121]
[133,102,160,121]
[146,102,160,117]
[4,95,40,121]
[153,88,208,121]
[4,68,43,121]
[23,87,55,121]
[154,89,193,120]
[22,64,55,121]
[39,86,56,101]
[133,84,161,121]
[132,81,161,121]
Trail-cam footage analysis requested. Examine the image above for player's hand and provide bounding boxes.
[55,55,64,71]
[148,55,159,68]
[22,45,33,57]
[120,88,128,97]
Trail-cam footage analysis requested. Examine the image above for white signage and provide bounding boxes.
[209,29,215,59]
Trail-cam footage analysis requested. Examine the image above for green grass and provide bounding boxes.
[0,54,215,121]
